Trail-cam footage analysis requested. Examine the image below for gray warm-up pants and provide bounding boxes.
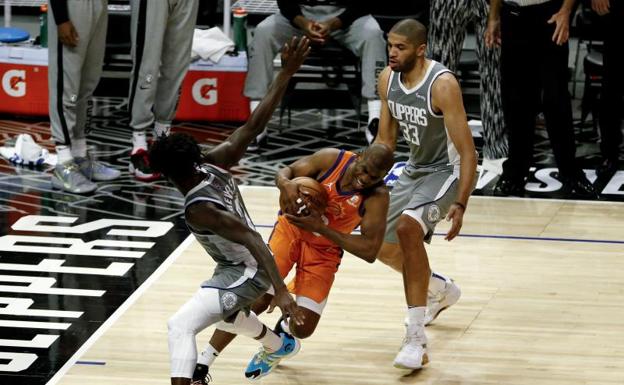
[48,0,108,146]
[128,0,199,132]
[427,0,508,159]
[244,7,386,101]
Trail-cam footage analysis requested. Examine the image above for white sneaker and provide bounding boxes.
[425,279,461,325]
[393,335,429,370]
[248,128,268,151]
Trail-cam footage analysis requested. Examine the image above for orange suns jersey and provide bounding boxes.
[299,150,368,246]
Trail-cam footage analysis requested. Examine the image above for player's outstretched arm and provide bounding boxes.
[203,37,311,169]
[186,202,304,324]
[285,187,389,263]
[431,73,477,241]
[374,67,399,151]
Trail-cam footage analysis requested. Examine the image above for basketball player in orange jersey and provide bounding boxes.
[192,144,394,383]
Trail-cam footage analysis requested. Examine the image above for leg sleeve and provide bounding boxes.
[168,288,223,379]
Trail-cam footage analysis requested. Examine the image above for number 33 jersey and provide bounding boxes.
[386,60,460,170]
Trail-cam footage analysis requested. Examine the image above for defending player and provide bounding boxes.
[148,37,310,385]
[374,19,477,369]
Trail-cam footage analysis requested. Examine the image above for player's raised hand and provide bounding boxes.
[280,36,311,75]
[268,286,305,325]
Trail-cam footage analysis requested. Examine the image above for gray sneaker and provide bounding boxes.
[75,156,121,181]
[51,162,98,194]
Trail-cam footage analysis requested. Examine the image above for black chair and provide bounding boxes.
[103,6,132,74]
[572,4,603,98]
[572,4,604,135]
[278,41,362,129]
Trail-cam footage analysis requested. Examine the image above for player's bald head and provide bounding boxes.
[389,19,427,47]
[363,143,394,173]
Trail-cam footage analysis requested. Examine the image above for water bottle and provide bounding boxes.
[233,8,248,52]
[39,4,48,48]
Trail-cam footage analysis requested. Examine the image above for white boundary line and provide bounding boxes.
[46,234,196,385]
[239,184,624,206]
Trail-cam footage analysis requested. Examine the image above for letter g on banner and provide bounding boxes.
[192,78,218,106]
[2,69,26,97]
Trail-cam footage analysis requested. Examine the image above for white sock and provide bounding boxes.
[217,311,282,352]
[56,145,73,164]
[429,272,449,295]
[406,306,427,344]
[70,138,87,158]
[197,344,219,366]
[258,327,282,352]
[153,122,171,138]
[132,131,147,153]
[407,306,426,329]
[280,318,291,335]
[367,99,381,122]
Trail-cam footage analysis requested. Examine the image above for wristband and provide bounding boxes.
[454,201,466,210]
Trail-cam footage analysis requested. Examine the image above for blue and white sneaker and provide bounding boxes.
[75,156,121,181]
[244,333,300,381]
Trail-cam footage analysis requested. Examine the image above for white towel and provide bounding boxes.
[191,27,235,63]
[0,133,57,166]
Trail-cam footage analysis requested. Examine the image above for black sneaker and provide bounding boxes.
[191,363,211,385]
[365,118,379,144]
[248,129,268,151]
[493,176,525,197]
[596,158,618,178]
[561,175,599,199]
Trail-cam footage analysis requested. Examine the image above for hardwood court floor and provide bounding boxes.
[55,188,624,385]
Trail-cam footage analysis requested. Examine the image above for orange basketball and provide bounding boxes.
[291,176,328,215]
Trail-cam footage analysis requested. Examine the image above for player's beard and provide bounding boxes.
[391,52,417,73]
[398,52,420,73]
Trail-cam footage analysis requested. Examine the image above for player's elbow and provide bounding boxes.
[360,244,379,263]
[364,252,377,263]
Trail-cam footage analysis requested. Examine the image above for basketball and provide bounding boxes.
[291,176,328,215]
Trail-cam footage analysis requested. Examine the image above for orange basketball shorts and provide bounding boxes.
[268,221,342,304]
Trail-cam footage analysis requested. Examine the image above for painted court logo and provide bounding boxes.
[0,215,186,385]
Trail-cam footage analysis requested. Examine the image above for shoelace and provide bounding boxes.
[253,347,279,365]
[63,163,80,173]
